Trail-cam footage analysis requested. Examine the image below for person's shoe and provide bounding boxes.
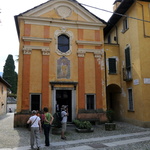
[37,147,40,150]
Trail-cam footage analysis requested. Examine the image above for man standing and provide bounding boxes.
[43,107,54,147]
[61,105,69,140]
[27,110,41,150]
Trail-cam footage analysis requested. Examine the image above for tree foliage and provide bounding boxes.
[2,54,18,94]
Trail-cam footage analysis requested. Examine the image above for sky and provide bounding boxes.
[0,0,115,73]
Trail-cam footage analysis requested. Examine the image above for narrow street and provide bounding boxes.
[1,113,150,150]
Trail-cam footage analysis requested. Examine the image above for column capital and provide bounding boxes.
[77,52,85,57]
[42,48,50,55]
[22,47,32,55]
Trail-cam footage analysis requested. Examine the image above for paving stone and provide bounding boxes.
[1,113,150,150]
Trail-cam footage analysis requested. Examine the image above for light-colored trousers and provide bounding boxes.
[30,127,40,148]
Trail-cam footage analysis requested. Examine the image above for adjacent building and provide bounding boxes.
[104,0,150,127]
[0,76,11,115]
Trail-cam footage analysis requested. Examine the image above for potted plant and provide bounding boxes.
[51,112,62,134]
[105,110,116,131]
[73,119,94,133]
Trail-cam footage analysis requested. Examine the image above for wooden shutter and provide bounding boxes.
[125,47,131,69]
[109,58,116,74]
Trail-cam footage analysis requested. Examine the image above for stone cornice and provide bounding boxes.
[23,45,50,55]
[22,37,52,43]
[18,16,106,28]
[77,48,103,58]
[76,40,103,46]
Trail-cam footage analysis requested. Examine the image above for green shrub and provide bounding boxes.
[106,110,114,123]
[73,120,92,130]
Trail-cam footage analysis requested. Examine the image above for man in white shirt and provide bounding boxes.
[27,110,41,150]
[61,105,69,140]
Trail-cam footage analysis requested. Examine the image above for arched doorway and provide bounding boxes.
[106,84,122,120]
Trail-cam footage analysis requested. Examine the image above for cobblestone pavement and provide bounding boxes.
[1,113,150,150]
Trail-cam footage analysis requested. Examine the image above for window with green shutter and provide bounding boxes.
[125,47,131,69]
[108,58,116,74]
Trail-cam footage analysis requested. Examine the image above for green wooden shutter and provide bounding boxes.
[109,58,116,74]
[125,47,131,69]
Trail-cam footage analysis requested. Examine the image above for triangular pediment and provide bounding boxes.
[21,0,105,24]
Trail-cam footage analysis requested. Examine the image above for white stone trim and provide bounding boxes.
[56,5,72,19]
[52,87,76,121]
[22,37,52,43]
[22,47,32,55]
[54,27,73,56]
[77,52,85,57]
[78,48,102,53]
[77,48,103,58]
[23,45,50,55]
[24,20,102,30]
[76,40,103,46]
[18,16,106,28]
[22,0,103,23]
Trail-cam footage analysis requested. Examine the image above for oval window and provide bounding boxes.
[58,34,70,53]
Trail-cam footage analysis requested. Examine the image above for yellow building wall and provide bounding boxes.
[105,1,150,126]
[104,44,121,86]
[85,53,95,93]
[30,50,42,93]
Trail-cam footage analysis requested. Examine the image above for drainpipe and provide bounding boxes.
[137,1,150,38]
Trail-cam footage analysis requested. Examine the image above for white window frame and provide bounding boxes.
[121,17,129,33]
[55,27,73,56]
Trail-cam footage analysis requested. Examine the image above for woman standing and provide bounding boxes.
[27,110,41,150]
[43,107,54,147]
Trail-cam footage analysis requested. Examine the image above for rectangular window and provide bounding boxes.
[86,94,95,110]
[30,94,41,111]
[108,58,117,74]
[122,17,128,33]
[128,88,134,111]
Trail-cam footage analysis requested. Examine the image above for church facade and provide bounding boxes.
[14,0,107,125]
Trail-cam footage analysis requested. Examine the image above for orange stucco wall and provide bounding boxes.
[16,1,106,117]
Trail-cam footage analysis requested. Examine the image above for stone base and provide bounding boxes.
[14,113,31,128]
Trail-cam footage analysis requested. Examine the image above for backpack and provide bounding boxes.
[56,112,63,122]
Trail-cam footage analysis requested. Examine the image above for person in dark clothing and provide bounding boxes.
[43,107,54,147]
